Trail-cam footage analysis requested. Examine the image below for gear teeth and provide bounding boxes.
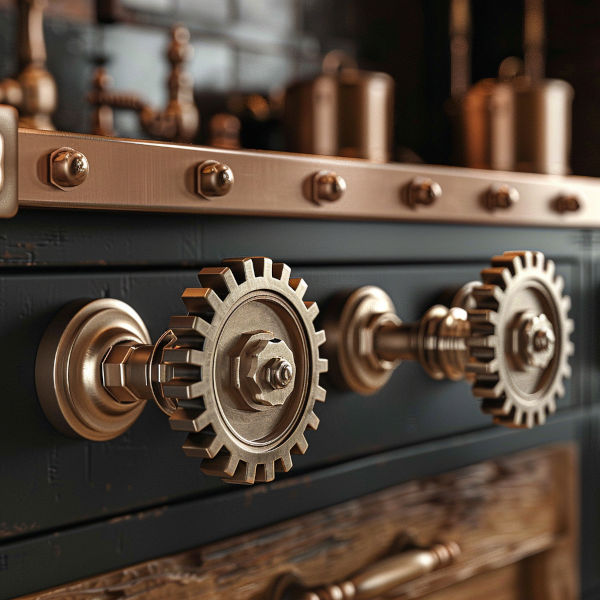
[555,275,565,295]
[481,267,512,289]
[466,358,499,375]
[248,256,273,278]
[255,462,276,483]
[525,410,535,429]
[162,379,206,401]
[480,396,511,415]
[276,453,293,473]
[289,277,308,299]
[472,378,505,399]
[181,287,223,316]
[306,411,320,431]
[316,358,328,374]
[471,286,504,310]
[565,317,574,335]
[314,385,326,402]
[230,461,257,485]
[222,257,256,283]
[545,259,556,279]
[169,315,211,338]
[170,409,209,432]
[536,409,547,426]
[272,262,291,284]
[201,452,239,479]
[315,330,326,347]
[304,301,319,321]
[197,266,238,298]
[292,434,309,455]
[183,429,224,459]
[162,347,203,366]
[490,254,521,275]
[561,295,572,313]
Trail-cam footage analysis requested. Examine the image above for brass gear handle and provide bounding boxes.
[322,251,574,428]
[35,257,327,484]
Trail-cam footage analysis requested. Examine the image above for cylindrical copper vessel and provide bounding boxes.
[512,78,573,175]
[285,55,394,162]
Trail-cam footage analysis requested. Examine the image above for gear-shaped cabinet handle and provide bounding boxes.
[322,251,573,428]
[35,257,327,484]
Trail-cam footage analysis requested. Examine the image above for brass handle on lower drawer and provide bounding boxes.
[275,541,460,600]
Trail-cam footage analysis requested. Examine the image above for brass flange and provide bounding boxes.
[35,299,151,441]
[322,251,574,429]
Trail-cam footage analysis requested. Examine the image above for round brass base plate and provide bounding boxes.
[323,286,400,395]
[35,298,151,441]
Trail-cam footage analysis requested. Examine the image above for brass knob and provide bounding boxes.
[49,147,89,190]
[36,257,327,484]
[322,251,574,429]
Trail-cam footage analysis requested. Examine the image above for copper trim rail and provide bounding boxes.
[9,121,600,226]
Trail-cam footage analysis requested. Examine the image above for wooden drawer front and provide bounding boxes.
[18,444,577,600]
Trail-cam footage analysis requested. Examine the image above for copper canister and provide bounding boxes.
[284,74,338,157]
[337,68,394,163]
[512,78,573,175]
[285,56,394,162]
[459,78,514,171]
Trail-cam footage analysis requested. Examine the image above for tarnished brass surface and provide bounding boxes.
[14,126,600,226]
[88,25,199,143]
[323,250,574,429]
[36,257,327,484]
[0,106,18,217]
[0,0,57,130]
[274,541,460,600]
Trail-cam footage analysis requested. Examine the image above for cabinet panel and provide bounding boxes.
[0,260,579,543]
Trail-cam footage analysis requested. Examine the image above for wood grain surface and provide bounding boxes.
[18,444,578,600]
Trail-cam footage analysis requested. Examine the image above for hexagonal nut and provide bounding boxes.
[102,344,143,404]
[232,331,296,409]
[514,312,556,369]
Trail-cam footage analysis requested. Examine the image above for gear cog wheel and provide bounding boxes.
[467,251,574,428]
[151,256,327,484]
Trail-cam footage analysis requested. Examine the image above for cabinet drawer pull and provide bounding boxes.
[323,250,574,429]
[35,257,327,485]
[275,541,460,600]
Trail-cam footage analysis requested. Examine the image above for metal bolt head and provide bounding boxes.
[49,147,89,190]
[405,177,442,209]
[513,311,556,369]
[196,159,234,198]
[484,184,519,211]
[553,194,581,214]
[312,170,346,204]
[265,358,294,389]
[231,331,296,409]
